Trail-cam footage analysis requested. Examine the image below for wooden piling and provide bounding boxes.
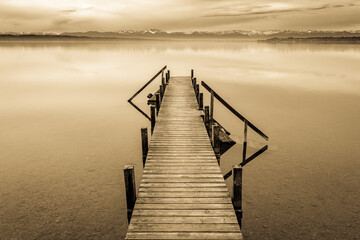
[243,120,248,163]
[199,93,203,110]
[155,93,160,115]
[204,106,210,130]
[196,84,199,102]
[191,69,194,79]
[233,165,243,228]
[141,128,148,167]
[167,70,170,80]
[209,91,214,140]
[160,85,164,100]
[150,106,155,134]
[124,165,136,224]
[213,125,221,164]
[193,78,197,92]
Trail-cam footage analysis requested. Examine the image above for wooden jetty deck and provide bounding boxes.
[125,76,243,239]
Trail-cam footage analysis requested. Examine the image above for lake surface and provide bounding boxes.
[0,40,359,239]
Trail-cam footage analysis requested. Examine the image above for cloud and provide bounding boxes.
[202,3,355,17]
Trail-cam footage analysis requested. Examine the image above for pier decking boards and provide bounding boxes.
[125,76,243,240]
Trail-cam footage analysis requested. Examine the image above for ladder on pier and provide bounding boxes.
[125,76,243,239]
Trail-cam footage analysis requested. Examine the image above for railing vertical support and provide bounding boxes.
[141,128,148,167]
[243,120,248,163]
[199,93,203,110]
[155,93,160,115]
[209,91,214,142]
[196,84,199,103]
[193,78,197,92]
[167,70,170,80]
[160,85,164,101]
[150,106,156,134]
[233,165,243,229]
[191,69,194,79]
[213,125,221,164]
[124,165,136,224]
[204,106,210,131]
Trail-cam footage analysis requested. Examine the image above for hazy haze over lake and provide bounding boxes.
[0,40,359,239]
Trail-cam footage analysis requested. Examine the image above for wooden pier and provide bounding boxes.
[125,67,269,239]
[126,75,242,239]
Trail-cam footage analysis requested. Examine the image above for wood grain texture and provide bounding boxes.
[125,76,242,240]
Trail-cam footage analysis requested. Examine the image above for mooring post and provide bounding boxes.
[124,165,136,224]
[209,91,214,141]
[233,165,243,229]
[243,120,248,163]
[160,85,164,101]
[150,106,155,134]
[199,93,203,110]
[141,128,148,167]
[155,93,160,115]
[191,69,194,79]
[213,125,221,164]
[204,106,210,131]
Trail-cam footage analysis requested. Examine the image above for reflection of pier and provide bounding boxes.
[126,67,268,239]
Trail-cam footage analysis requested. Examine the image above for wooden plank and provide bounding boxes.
[130,216,238,224]
[128,223,240,232]
[134,203,233,209]
[126,232,242,239]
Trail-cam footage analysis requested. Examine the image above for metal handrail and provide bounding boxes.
[128,66,167,120]
[200,81,269,179]
[128,65,167,102]
[201,81,268,141]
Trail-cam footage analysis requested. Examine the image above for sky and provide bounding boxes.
[0,0,359,33]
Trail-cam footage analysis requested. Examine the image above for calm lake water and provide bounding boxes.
[0,40,359,239]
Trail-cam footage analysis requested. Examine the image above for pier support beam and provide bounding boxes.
[213,125,221,164]
[141,128,148,167]
[160,85,164,101]
[124,165,136,224]
[233,165,243,229]
[204,106,210,131]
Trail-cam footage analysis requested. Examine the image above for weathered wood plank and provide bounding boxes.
[126,232,242,239]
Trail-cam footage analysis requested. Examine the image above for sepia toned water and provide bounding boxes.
[0,40,359,240]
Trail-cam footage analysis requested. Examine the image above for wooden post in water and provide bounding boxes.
[196,84,199,103]
[233,165,243,229]
[167,70,170,80]
[199,93,203,110]
[160,85,164,101]
[150,106,155,134]
[191,69,194,79]
[124,165,136,224]
[243,120,248,163]
[209,91,214,142]
[213,125,221,164]
[141,128,148,167]
[155,93,160,115]
[204,106,210,131]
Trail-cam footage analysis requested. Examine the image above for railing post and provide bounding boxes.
[199,93,203,110]
[191,69,194,79]
[193,78,197,92]
[141,128,148,167]
[196,84,199,103]
[204,106,210,131]
[209,90,214,141]
[167,70,170,81]
[160,85,164,101]
[243,120,248,163]
[213,125,221,164]
[233,165,243,229]
[150,106,155,134]
[155,93,160,115]
[124,165,136,224]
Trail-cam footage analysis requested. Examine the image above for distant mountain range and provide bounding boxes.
[1,29,360,40]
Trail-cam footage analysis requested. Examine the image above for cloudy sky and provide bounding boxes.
[1,0,359,32]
